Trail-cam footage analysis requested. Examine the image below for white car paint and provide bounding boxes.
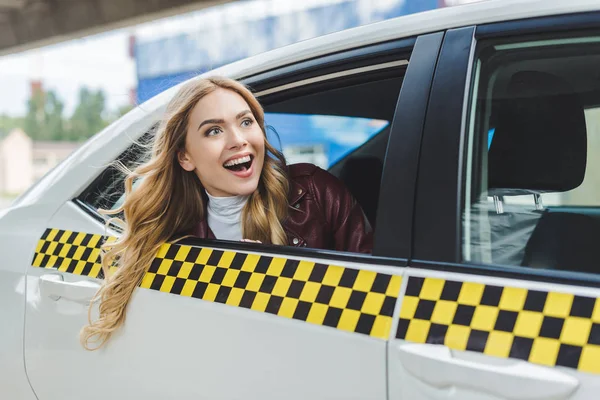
[0,204,57,399]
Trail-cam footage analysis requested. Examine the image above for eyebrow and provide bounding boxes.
[197,110,253,131]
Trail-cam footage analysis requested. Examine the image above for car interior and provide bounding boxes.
[263,74,405,228]
[469,40,600,274]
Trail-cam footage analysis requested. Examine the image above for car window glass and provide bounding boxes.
[265,113,388,168]
[463,35,600,274]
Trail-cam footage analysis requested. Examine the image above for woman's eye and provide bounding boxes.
[206,127,221,137]
[241,119,253,127]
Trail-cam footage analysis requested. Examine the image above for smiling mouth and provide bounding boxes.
[223,154,254,172]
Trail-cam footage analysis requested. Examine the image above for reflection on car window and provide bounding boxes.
[265,113,389,168]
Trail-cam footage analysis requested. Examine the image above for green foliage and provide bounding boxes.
[68,88,110,141]
[6,86,132,142]
[23,89,65,141]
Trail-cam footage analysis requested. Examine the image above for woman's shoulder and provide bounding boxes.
[287,163,347,195]
[287,163,337,183]
[287,162,319,178]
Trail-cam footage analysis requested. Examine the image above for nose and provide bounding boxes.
[227,129,247,149]
[227,126,248,149]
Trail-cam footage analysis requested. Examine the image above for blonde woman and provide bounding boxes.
[81,76,372,349]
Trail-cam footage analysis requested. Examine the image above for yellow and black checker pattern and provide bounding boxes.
[396,276,600,374]
[32,228,106,278]
[32,228,402,339]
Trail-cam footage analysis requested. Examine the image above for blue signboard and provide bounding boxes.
[135,0,441,102]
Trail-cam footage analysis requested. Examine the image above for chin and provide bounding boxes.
[233,180,260,196]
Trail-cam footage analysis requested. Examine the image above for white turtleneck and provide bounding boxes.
[205,191,248,241]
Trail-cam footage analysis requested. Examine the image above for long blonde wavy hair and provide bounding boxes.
[81,76,289,350]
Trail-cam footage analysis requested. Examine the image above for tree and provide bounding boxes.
[17,85,123,142]
[23,88,65,141]
[67,87,109,141]
[45,91,66,140]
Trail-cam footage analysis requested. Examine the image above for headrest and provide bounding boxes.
[488,71,587,194]
[339,156,383,226]
[339,156,383,186]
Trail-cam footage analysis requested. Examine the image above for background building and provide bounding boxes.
[0,128,32,195]
[130,0,446,168]
[0,128,79,200]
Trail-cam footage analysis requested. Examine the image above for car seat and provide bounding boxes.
[486,70,590,271]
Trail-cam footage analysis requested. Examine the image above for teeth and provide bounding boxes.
[224,155,251,167]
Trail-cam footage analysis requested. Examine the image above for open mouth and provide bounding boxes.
[223,154,254,173]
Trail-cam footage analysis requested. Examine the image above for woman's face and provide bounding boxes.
[178,88,265,197]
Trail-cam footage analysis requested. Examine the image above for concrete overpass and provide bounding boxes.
[0,0,234,56]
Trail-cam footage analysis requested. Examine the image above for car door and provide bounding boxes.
[0,194,48,400]
[388,11,600,400]
[23,32,442,400]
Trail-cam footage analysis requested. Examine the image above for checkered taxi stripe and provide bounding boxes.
[32,228,402,339]
[32,228,106,278]
[396,276,600,374]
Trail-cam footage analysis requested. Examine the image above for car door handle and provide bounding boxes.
[397,343,578,400]
[39,273,100,303]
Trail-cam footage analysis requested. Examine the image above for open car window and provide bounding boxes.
[77,71,404,247]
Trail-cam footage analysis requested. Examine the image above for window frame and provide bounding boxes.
[73,32,444,264]
[411,11,600,288]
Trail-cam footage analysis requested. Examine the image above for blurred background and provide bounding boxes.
[0,0,481,209]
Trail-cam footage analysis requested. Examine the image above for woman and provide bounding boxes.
[81,76,372,349]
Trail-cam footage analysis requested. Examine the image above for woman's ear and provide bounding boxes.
[177,150,196,172]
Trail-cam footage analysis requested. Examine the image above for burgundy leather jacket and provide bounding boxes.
[193,163,373,253]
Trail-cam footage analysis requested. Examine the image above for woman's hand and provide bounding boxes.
[240,239,262,243]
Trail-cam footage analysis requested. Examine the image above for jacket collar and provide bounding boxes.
[288,179,307,207]
[193,218,216,239]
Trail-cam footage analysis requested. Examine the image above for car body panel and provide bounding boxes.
[25,211,405,399]
[0,204,60,399]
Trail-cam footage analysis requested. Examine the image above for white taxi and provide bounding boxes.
[3,0,600,399]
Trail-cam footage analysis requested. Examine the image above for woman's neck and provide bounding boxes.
[205,192,248,219]
[205,191,249,241]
